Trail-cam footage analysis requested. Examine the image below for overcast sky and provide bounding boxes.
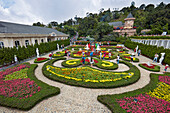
[0,0,169,25]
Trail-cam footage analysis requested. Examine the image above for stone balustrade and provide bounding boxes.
[131,39,170,49]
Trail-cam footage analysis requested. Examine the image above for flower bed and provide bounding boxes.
[34,57,49,63]
[42,58,140,88]
[52,51,65,58]
[159,76,170,85]
[62,59,82,67]
[97,73,170,112]
[117,94,170,113]
[139,63,160,72]
[121,56,139,62]
[0,63,60,110]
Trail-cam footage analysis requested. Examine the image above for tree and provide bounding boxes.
[136,26,143,34]
[139,4,145,10]
[32,22,45,27]
[95,22,113,41]
[145,4,154,12]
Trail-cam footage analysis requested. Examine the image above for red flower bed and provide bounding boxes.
[80,59,98,63]
[142,63,156,69]
[37,58,47,61]
[124,56,131,59]
[0,78,40,99]
[159,76,170,85]
[116,46,123,49]
[117,94,170,113]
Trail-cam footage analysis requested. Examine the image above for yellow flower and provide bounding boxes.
[66,59,80,65]
[101,61,113,67]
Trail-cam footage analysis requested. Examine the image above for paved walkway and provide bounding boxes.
[0,48,169,113]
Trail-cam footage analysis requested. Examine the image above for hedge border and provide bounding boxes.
[42,58,140,89]
[121,55,139,62]
[97,72,170,113]
[0,63,60,111]
[139,64,160,72]
[34,58,49,63]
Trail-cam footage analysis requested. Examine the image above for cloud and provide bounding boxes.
[0,0,169,25]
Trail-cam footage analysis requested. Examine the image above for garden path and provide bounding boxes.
[0,48,168,113]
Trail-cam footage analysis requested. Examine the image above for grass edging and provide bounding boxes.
[0,63,60,111]
[97,73,170,113]
[42,58,140,88]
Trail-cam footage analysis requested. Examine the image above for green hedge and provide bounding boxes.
[124,40,170,65]
[34,58,49,63]
[42,58,140,88]
[130,36,170,39]
[97,72,170,113]
[0,39,70,66]
[62,59,82,67]
[139,64,160,72]
[0,63,60,110]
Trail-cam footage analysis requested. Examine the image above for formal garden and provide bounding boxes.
[0,40,169,112]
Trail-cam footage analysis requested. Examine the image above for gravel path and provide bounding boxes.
[0,48,169,113]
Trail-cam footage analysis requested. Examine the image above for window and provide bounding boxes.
[0,42,4,49]
[47,38,51,42]
[25,40,29,47]
[41,39,44,43]
[35,40,38,44]
[15,41,20,47]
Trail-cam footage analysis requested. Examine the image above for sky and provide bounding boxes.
[0,0,169,25]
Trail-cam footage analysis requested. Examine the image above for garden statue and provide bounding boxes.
[57,43,59,51]
[159,53,165,65]
[147,61,151,66]
[136,45,138,54]
[72,48,74,51]
[85,43,89,50]
[96,45,101,52]
[36,48,39,58]
[79,48,82,51]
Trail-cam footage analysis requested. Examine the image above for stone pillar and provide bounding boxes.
[166,40,170,49]
[161,40,165,47]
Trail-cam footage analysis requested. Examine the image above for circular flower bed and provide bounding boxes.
[139,63,160,72]
[34,57,49,63]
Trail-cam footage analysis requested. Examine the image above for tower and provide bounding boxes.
[124,12,135,29]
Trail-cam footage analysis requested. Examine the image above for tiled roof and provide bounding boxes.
[0,21,68,36]
[108,21,124,27]
[126,12,134,18]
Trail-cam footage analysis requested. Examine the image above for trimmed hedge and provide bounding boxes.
[124,40,170,65]
[62,59,82,67]
[0,39,70,66]
[139,64,160,72]
[130,36,170,39]
[0,63,60,110]
[52,52,65,58]
[97,73,170,113]
[42,58,140,88]
[34,58,49,63]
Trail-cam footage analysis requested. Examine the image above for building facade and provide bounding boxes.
[109,13,136,37]
[0,21,69,48]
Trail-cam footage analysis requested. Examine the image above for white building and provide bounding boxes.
[0,21,69,48]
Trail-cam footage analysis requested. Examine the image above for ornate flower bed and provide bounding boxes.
[43,58,140,88]
[46,65,134,83]
[121,56,139,62]
[97,73,170,112]
[139,63,160,72]
[0,63,60,110]
[62,58,118,70]
[52,51,65,58]
[34,57,49,63]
